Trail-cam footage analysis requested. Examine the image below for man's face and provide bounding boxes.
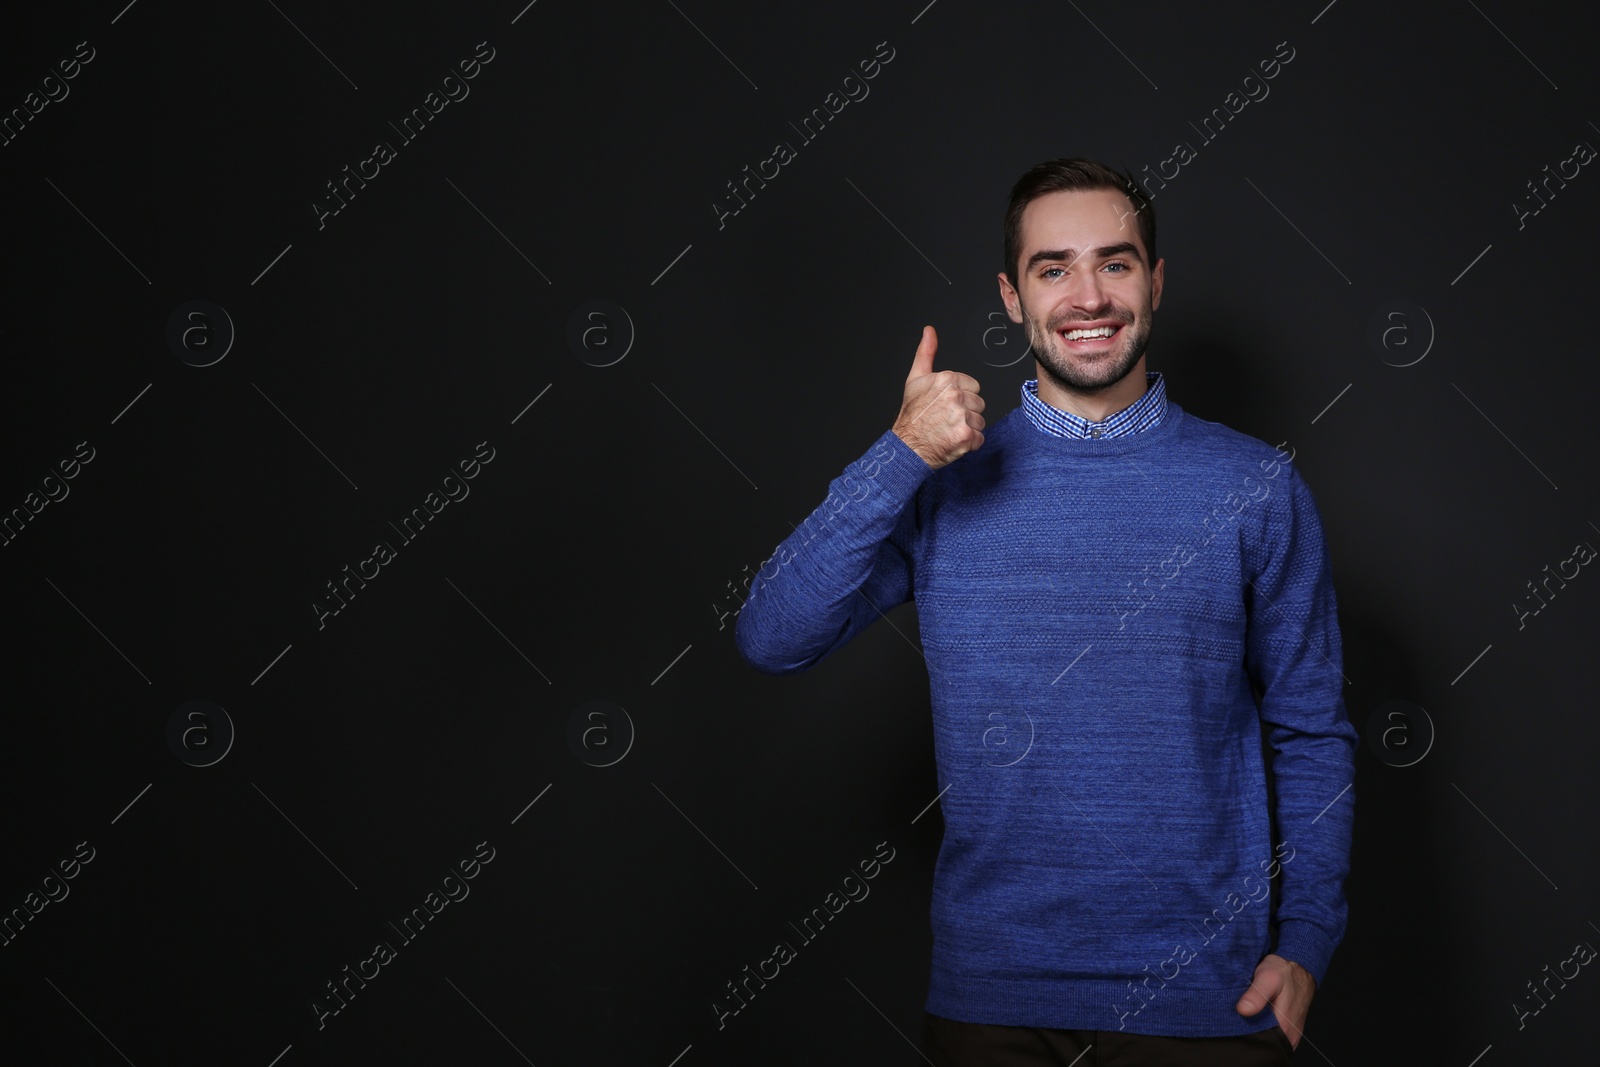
[999,188,1164,395]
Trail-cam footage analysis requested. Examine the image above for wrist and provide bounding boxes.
[1270,920,1336,987]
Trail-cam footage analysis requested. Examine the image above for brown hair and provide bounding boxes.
[1002,159,1156,287]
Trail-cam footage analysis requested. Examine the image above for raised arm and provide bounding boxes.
[733,326,984,674]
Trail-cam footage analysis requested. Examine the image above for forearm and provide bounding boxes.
[1266,737,1355,985]
[733,429,930,673]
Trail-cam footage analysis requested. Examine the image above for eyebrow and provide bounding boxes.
[1026,242,1144,272]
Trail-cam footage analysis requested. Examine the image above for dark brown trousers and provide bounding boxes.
[921,1012,1295,1066]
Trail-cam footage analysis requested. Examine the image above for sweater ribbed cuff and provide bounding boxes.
[1270,918,1338,987]
[870,428,934,485]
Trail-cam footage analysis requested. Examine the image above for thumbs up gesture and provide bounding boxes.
[891,326,986,470]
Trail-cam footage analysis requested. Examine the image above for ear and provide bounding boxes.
[997,271,1023,323]
[1150,258,1164,312]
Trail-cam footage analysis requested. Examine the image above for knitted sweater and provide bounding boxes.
[734,398,1357,1037]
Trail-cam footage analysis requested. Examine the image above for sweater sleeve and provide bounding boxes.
[734,428,933,674]
[1243,465,1357,987]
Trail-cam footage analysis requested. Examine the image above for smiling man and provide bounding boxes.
[734,158,1356,1065]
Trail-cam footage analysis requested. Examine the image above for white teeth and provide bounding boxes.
[1063,326,1116,341]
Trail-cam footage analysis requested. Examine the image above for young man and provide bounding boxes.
[735,159,1356,1065]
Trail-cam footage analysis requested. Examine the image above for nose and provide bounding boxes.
[1063,266,1110,314]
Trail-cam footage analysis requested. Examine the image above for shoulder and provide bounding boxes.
[1168,404,1294,474]
[927,406,1026,486]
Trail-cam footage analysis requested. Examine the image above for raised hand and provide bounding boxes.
[891,326,985,470]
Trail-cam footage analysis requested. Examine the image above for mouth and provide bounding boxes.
[1056,321,1125,350]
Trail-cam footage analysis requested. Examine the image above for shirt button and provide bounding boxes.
[1089,428,1103,438]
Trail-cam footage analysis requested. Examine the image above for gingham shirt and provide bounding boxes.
[1020,370,1166,439]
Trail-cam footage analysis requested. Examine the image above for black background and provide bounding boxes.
[1,1,1596,1063]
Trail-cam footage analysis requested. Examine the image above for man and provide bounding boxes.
[734,158,1356,1065]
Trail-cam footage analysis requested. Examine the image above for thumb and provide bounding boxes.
[1235,968,1281,1016]
[906,325,937,383]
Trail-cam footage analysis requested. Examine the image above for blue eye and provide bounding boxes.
[1041,262,1131,279]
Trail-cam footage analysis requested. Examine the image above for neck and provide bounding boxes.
[1033,356,1150,422]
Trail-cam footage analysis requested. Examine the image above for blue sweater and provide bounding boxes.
[734,397,1357,1037]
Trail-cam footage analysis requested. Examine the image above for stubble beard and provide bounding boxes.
[1023,303,1152,395]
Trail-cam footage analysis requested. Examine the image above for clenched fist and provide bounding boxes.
[892,326,985,470]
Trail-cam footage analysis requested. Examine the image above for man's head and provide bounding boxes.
[997,159,1163,399]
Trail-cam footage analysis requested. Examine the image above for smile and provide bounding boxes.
[1058,322,1123,346]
